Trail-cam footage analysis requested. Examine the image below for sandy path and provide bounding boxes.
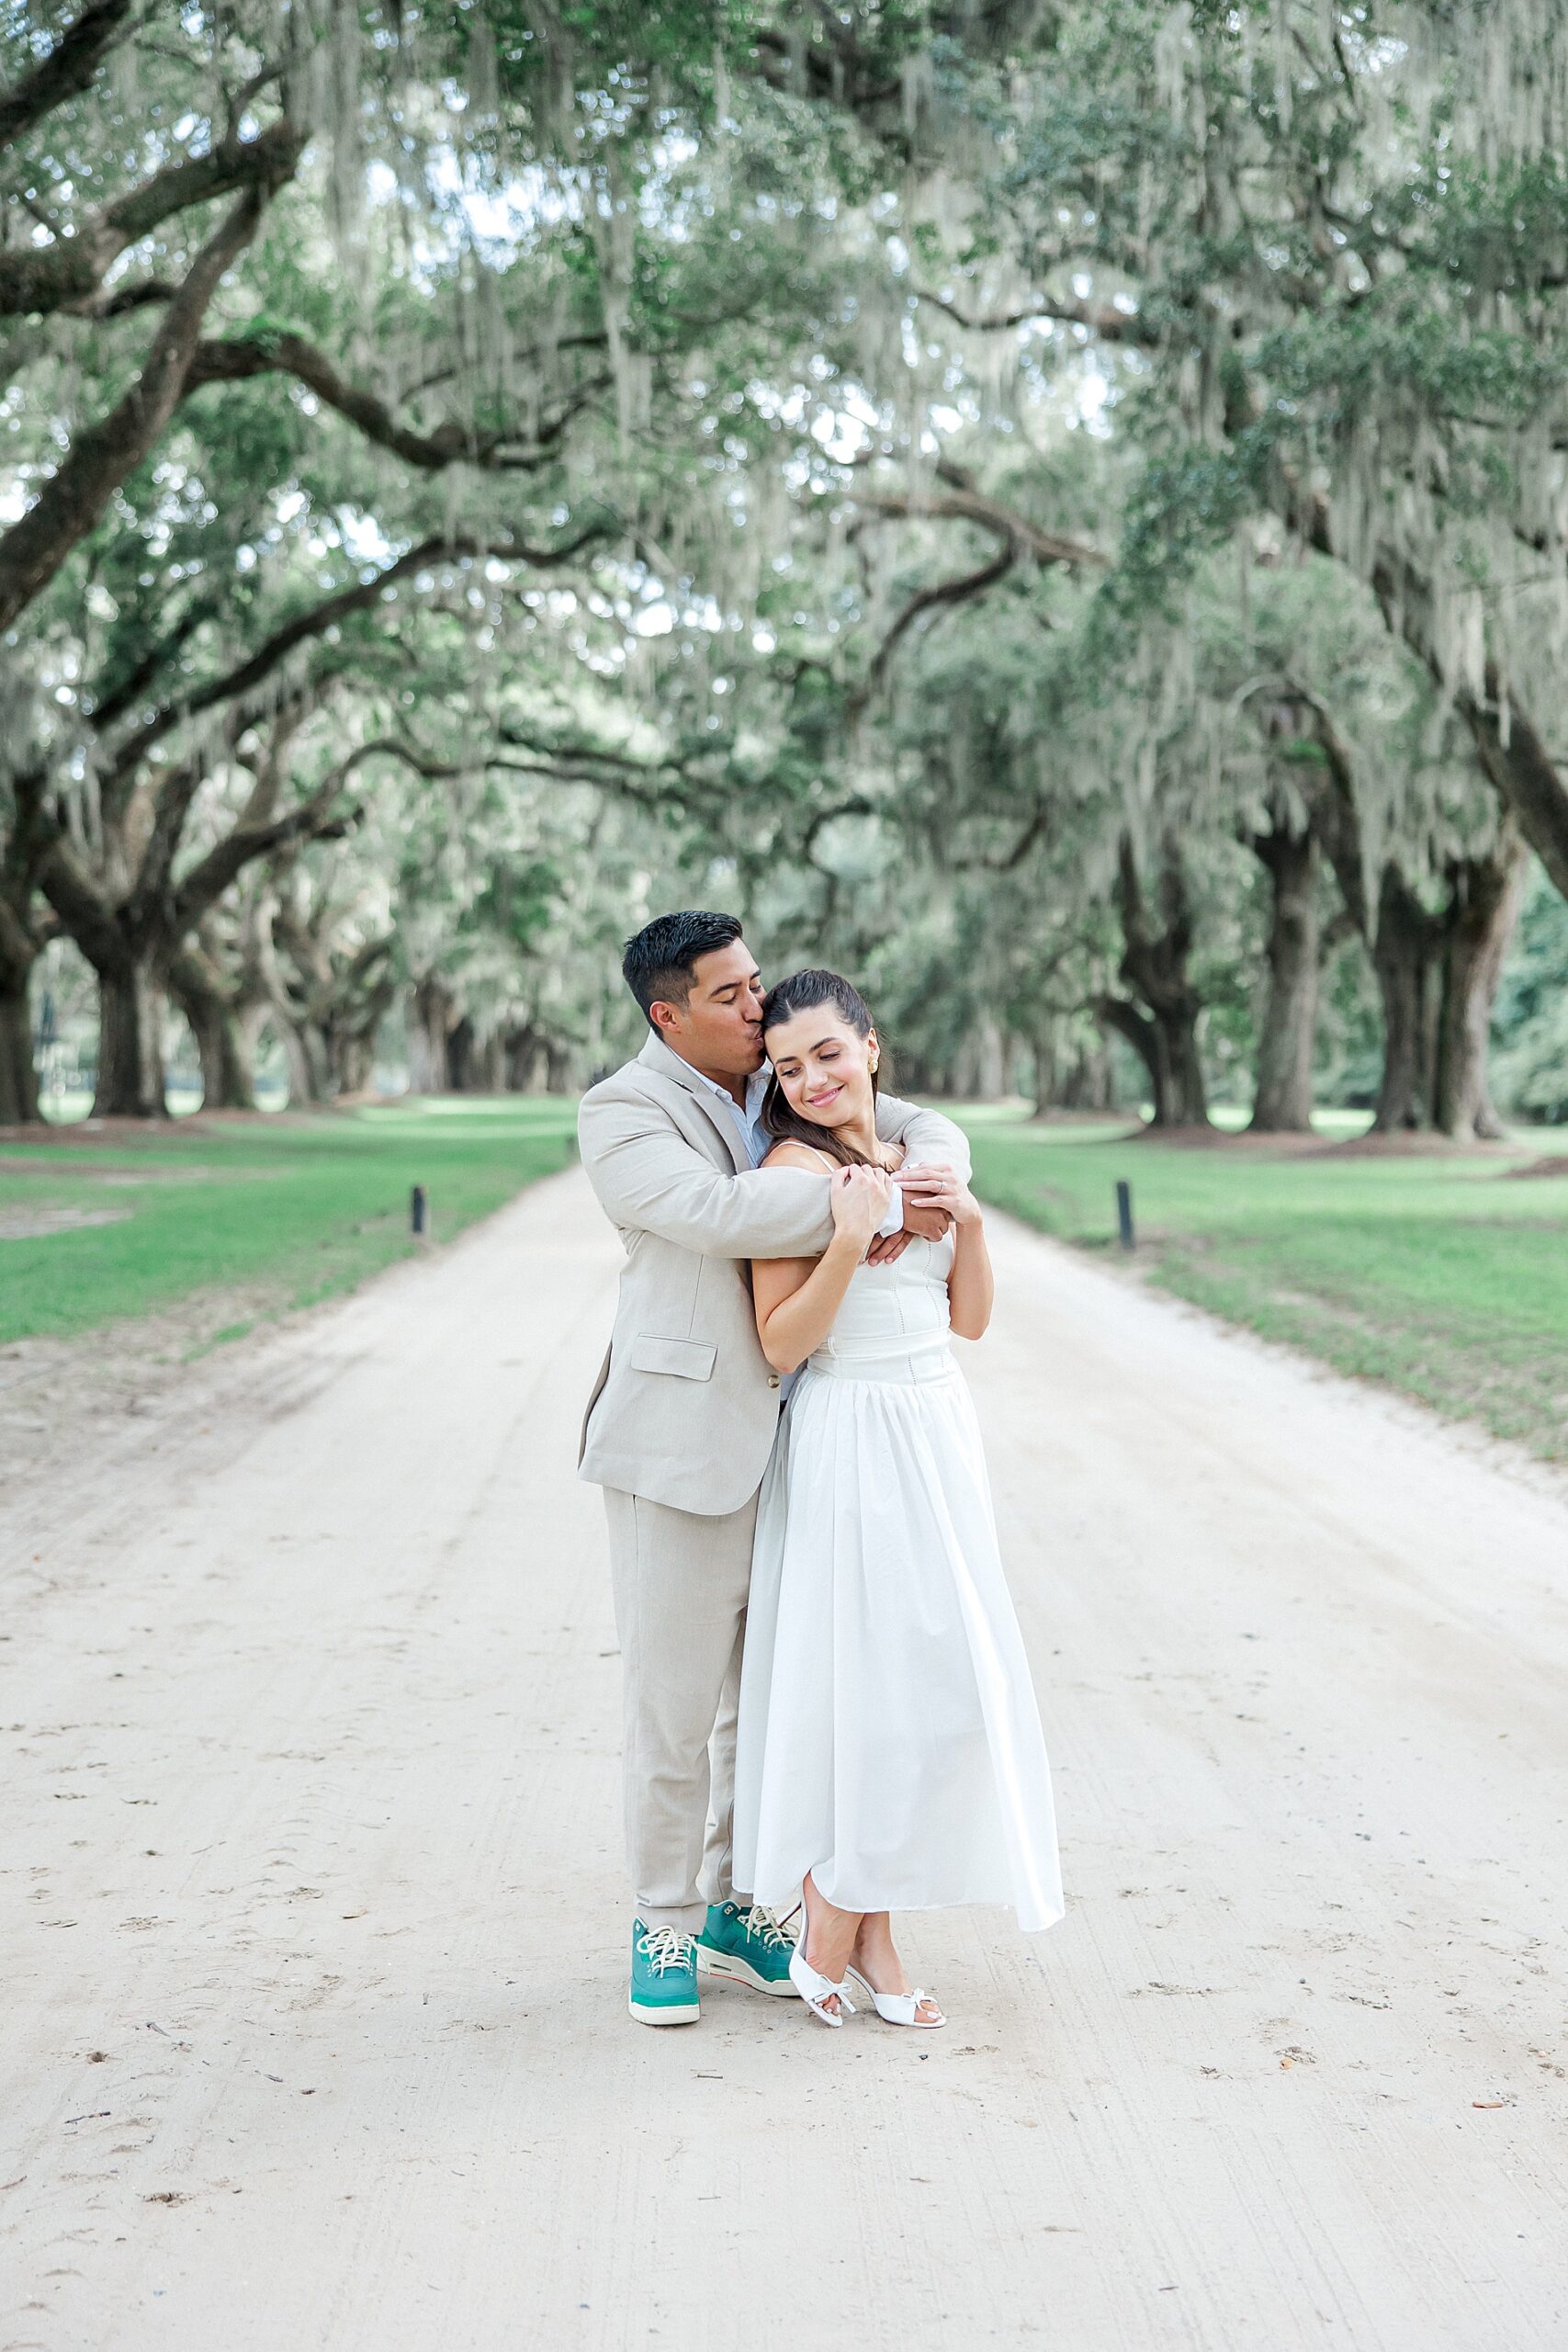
[4,1167,1566,2352]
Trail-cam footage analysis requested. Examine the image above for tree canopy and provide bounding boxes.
[3,0,1563,1128]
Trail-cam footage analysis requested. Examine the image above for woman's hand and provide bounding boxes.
[899,1162,981,1227]
[829,1162,893,1253]
[754,1159,893,1371]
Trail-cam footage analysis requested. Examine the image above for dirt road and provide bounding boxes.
[5,1167,1567,2351]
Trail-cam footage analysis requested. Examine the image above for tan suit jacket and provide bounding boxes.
[577,1031,971,1515]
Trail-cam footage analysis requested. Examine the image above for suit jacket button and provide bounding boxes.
[767,1374,781,1389]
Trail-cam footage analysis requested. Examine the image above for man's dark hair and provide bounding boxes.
[622,910,744,1028]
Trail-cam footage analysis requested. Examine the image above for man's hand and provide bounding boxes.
[865,1227,915,1266]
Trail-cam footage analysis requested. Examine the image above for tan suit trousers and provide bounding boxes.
[602,1484,760,1934]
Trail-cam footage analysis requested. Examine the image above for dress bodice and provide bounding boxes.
[808,1230,955,1384]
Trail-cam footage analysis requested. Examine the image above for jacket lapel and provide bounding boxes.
[637,1031,751,1173]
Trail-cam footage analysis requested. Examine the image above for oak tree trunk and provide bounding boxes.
[279,1016,331,1105]
[1,783,52,1125]
[504,1023,546,1091]
[1434,828,1529,1140]
[94,959,168,1117]
[1156,1007,1208,1126]
[1248,819,1320,1133]
[0,976,39,1125]
[1098,993,1206,1125]
[1058,1035,1114,1111]
[1096,994,1176,1125]
[408,979,458,1092]
[1110,833,1210,1128]
[1371,874,1440,1134]
[975,1016,1007,1100]
[169,952,257,1111]
[329,1006,387,1097]
[447,1015,480,1091]
[1030,1019,1055,1118]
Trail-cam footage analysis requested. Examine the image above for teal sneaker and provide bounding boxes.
[695,1901,797,1996]
[629,1920,701,2026]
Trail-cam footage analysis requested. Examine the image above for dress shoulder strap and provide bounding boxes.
[769,1140,838,1173]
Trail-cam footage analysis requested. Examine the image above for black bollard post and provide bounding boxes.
[411,1183,427,1238]
[1115,1179,1134,1251]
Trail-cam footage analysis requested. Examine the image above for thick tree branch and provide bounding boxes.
[948,804,1052,870]
[1095,989,1161,1071]
[3,119,301,317]
[35,827,126,976]
[914,283,1161,348]
[750,28,901,115]
[104,524,604,782]
[1461,680,1568,907]
[851,537,1017,710]
[796,795,877,857]
[90,275,180,319]
[397,331,608,407]
[1271,680,1371,937]
[89,595,217,729]
[172,771,358,929]
[0,175,288,631]
[1288,475,1568,905]
[317,735,461,788]
[847,482,1103,569]
[0,0,130,153]
[0,765,62,982]
[486,752,696,810]
[32,722,442,981]
[186,330,609,470]
[175,725,605,933]
[135,753,209,921]
[495,727,680,777]
[486,723,735,813]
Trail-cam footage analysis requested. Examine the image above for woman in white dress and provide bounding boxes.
[732,969,1063,2030]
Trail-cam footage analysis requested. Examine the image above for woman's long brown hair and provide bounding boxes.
[760,968,882,1169]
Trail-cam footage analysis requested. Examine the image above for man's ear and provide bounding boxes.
[649,998,682,1037]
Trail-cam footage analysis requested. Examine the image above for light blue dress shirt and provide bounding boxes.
[691,1064,773,1169]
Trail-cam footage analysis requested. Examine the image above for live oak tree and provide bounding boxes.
[4,2,1562,1128]
[0,0,841,1112]
[704,0,1563,1135]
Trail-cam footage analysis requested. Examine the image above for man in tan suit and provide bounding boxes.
[578,910,970,2024]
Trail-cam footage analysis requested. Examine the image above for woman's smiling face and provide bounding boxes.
[764,1004,877,1128]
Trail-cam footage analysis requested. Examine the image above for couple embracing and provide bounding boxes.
[578,911,1063,2030]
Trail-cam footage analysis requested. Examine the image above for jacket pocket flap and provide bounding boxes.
[626,1334,717,1382]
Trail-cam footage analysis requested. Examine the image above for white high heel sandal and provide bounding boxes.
[845,1965,947,2030]
[789,1937,857,2026]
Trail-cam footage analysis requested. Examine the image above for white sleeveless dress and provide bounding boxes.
[732,1224,1064,1933]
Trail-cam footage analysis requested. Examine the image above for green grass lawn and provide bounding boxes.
[0,1098,578,1349]
[9,1091,1567,1463]
[960,1107,1568,1462]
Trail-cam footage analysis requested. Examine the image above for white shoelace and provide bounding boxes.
[735,1905,791,1951]
[637,1925,696,1975]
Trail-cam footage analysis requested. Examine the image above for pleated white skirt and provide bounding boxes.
[733,1349,1064,1933]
